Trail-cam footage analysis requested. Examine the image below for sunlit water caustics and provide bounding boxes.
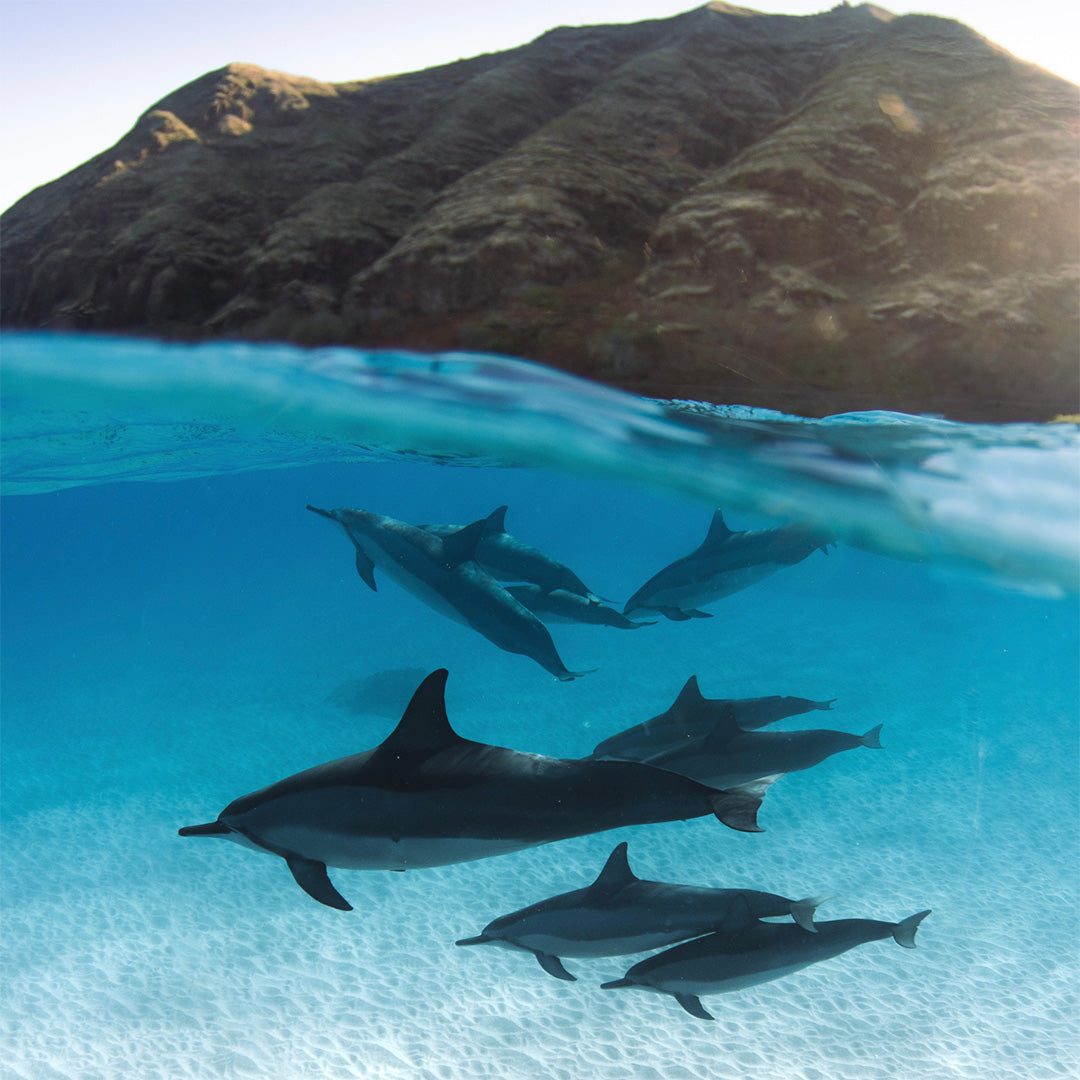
[2,333,1077,1080]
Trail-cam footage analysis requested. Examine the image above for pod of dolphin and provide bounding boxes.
[180,503,930,1021]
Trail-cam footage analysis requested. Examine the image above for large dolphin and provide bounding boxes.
[424,505,598,598]
[506,585,655,630]
[623,510,834,621]
[590,675,836,761]
[620,719,884,790]
[602,909,931,1020]
[307,504,590,681]
[178,671,772,911]
[456,841,824,981]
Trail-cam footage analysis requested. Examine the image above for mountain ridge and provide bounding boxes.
[2,3,1077,420]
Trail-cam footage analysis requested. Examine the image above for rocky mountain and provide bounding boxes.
[2,3,1077,420]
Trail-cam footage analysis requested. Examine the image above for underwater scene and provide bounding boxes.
[2,333,1077,1080]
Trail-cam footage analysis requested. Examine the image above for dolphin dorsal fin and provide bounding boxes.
[378,669,463,755]
[668,676,740,738]
[672,675,706,712]
[702,509,734,547]
[483,506,509,535]
[439,518,489,569]
[589,842,638,892]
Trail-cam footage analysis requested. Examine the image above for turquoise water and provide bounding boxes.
[2,333,1077,1079]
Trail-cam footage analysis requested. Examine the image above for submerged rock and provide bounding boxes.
[2,4,1077,420]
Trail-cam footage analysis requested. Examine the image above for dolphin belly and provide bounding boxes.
[254,823,536,870]
[505,906,701,958]
[642,757,773,789]
[358,540,473,627]
[648,958,810,997]
[645,730,869,787]
[513,920,726,959]
[226,785,559,871]
[646,564,781,610]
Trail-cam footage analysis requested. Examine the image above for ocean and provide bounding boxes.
[2,333,1077,1080]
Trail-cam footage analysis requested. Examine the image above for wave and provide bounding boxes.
[2,332,1077,595]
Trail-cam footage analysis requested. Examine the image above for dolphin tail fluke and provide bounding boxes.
[790,895,830,933]
[710,773,783,833]
[815,698,837,711]
[675,993,714,1021]
[893,909,931,949]
[455,935,491,947]
[861,724,884,749]
[535,951,577,981]
[286,855,352,911]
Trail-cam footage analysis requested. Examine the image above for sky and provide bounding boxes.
[1,0,1077,214]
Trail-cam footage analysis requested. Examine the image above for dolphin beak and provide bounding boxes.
[305,504,337,521]
[178,821,232,837]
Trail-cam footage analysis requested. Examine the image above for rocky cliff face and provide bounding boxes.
[3,3,1077,420]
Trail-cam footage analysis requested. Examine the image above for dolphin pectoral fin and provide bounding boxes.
[659,607,713,621]
[711,789,764,832]
[534,951,577,982]
[659,607,695,621]
[306,504,375,589]
[556,668,598,682]
[355,550,378,591]
[893,909,931,949]
[791,895,830,933]
[710,774,783,833]
[285,856,353,911]
[455,935,492,947]
[675,993,714,1021]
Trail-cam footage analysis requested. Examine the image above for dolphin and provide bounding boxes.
[456,841,824,981]
[623,720,884,790]
[590,676,836,761]
[623,510,834,620]
[601,909,931,1019]
[423,506,598,598]
[178,670,773,911]
[506,585,655,630]
[307,504,591,681]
